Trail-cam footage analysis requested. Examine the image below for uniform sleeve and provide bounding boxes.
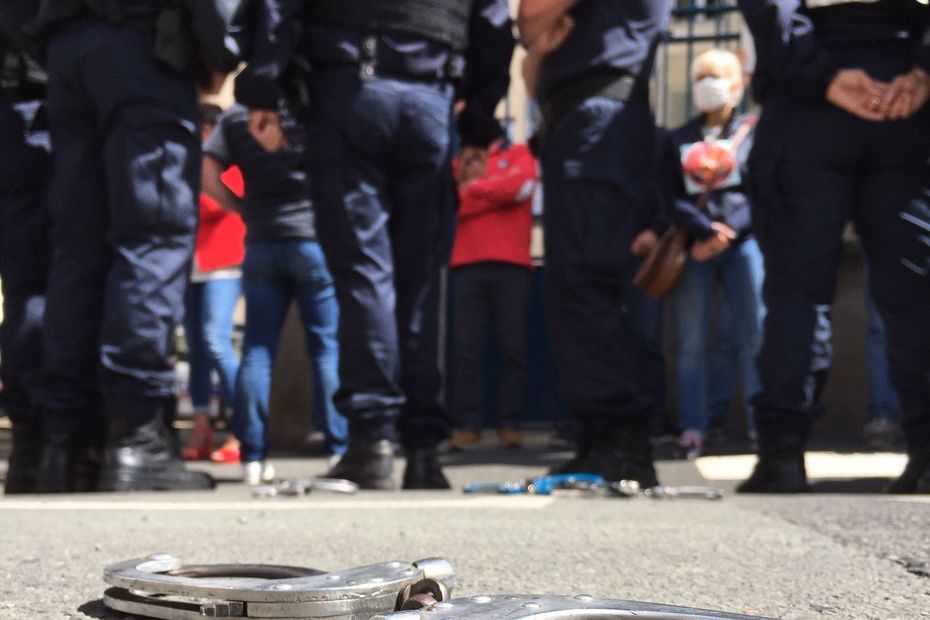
[737,0,837,103]
[458,0,515,147]
[235,0,305,109]
[659,131,716,240]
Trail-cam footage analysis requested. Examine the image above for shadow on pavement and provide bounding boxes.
[810,478,893,494]
[77,599,121,619]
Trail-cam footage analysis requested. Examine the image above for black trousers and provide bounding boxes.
[749,95,930,452]
[541,97,659,438]
[450,262,531,430]
[39,20,199,433]
[0,99,51,429]
[308,67,456,449]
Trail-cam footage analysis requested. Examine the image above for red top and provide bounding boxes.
[450,144,537,270]
[196,166,246,272]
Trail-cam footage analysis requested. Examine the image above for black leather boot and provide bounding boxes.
[97,417,215,492]
[587,421,659,488]
[5,424,43,494]
[737,423,811,494]
[325,439,395,490]
[886,449,930,494]
[402,447,450,490]
[35,431,102,493]
[548,440,594,476]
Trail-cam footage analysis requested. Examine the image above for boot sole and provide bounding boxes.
[98,470,216,492]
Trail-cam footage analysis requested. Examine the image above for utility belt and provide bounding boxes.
[81,0,241,82]
[539,71,646,134]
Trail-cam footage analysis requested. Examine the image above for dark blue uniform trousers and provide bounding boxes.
[308,68,454,449]
[749,98,930,452]
[39,20,199,434]
[0,99,51,429]
[541,98,659,437]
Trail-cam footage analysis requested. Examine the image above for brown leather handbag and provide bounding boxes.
[632,225,690,299]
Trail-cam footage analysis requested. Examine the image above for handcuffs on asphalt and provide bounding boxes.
[103,553,772,619]
[463,473,725,500]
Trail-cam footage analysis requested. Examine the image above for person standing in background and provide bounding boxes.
[448,126,537,451]
[181,103,246,463]
[202,100,344,485]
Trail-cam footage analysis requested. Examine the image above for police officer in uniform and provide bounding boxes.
[0,6,52,494]
[236,0,514,490]
[26,0,242,492]
[738,0,930,493]
[517,0,672,486]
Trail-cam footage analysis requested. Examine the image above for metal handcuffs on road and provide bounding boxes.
[102,554,454,619]
[102,554,772,619]
[252,477,360,498]
[373,593,774,619]
[463,473,725,499]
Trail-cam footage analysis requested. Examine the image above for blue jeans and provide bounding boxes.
[865,281,901,422]
[184,278,241,411]
[234,240,344,462]
[707,299,739,427]
[673,238,765,434]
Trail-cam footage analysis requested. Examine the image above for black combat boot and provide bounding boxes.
[886,444,930,494]
[402,447,450,490]
[35,415,105,494]
[586,420,659,488]
[737,421,811,493]
[548,439,594,476]
[97,416,215,492]
[325,439,396,490]
[5,423,43,494]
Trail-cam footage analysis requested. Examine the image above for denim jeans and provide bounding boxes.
[865,282,901,422]
[184,278,241,411]
[672,237,765,434]
[706,298,739,427]
[234,240,344,462]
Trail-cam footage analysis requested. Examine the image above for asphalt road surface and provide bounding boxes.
[0,430,927,620]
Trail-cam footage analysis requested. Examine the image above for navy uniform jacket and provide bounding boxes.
[537,0,671,102]
[738,0,930,104]
[236,0,514,146]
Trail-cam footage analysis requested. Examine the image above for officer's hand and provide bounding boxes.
[880,67,930,121]
[630,229,659,257]
[826,69,887,122]
[248,110,291,152]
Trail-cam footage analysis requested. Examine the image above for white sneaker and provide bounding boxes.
[242,461,276,485]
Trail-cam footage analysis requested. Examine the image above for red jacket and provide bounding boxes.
[196,166,246,272]
[450,143,537,270]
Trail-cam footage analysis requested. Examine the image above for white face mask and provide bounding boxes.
[693,77,741,113]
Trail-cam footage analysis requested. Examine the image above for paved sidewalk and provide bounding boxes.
[0,431,927,620]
